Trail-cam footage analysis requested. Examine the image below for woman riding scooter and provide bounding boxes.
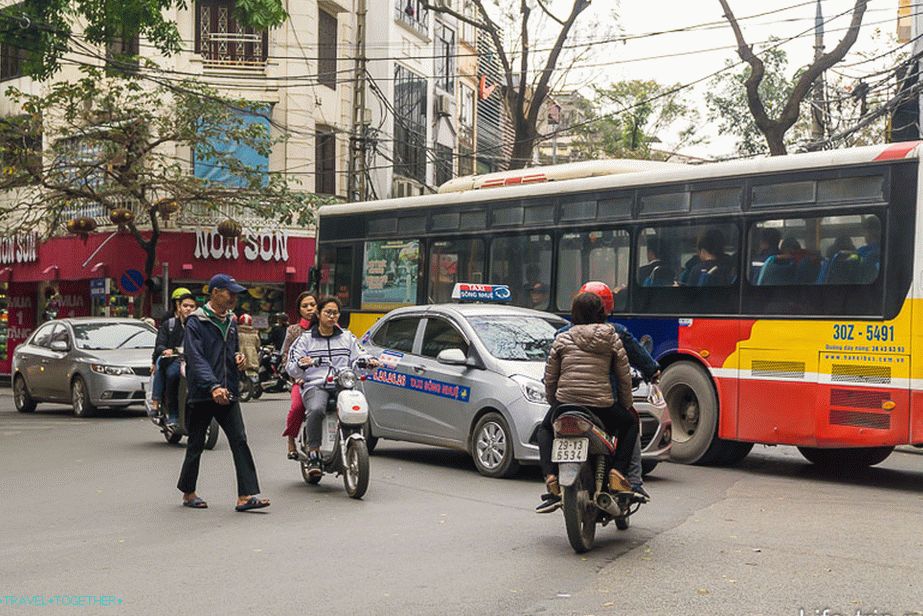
[281,291,318,460]
[285,297,378,476]
[538,292,639,510]
[151,288,197,425]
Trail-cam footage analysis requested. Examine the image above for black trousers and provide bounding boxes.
[537,403,639,479]
[177,400,260,497]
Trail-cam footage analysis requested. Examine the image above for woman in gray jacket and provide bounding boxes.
[285,297,377,476]
[537,292,639,511]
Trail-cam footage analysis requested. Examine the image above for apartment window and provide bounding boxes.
[394,0,429,36]
[434,22,455,94]
[0,41,24,82]
[435,143,453,186]
[315,129,336,195]
[195,0,268,66]
[318,11,337,90]
[460,0,477,44]
[457,142,474,177]
[459,84,475,130]
[393,65,427,184]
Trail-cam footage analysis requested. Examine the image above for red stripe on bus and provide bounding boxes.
[874,142,920,161]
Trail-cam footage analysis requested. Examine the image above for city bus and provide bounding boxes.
[315,142,922,468]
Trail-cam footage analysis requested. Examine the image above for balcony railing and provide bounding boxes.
[200,32,268,69]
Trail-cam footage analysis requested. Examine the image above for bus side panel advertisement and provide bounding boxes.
[361,240,420,311]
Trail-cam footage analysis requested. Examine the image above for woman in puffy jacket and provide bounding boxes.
[285,297,378,476]
[538,292,638,509]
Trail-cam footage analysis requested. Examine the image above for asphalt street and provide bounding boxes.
[1,391,921,616]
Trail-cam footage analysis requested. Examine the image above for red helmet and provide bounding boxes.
[578,281,614,314]
[238,313,253,326]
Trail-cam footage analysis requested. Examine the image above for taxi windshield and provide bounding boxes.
[466,316,562,361]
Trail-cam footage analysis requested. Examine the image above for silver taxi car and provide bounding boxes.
[360,303,672,478]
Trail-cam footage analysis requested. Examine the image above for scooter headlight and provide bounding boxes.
[338,369,357,390]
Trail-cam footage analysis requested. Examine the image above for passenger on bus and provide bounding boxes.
[682,228,735,286]
[857,216,881,279]
[528,282,550,309]
[638,238,674,287]
[756,237,803,285]
[749,227,782,284]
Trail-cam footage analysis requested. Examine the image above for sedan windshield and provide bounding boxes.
[466,316,563,361]
[72,322,156,350]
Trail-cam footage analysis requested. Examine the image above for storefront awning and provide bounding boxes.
[41,265,59,279]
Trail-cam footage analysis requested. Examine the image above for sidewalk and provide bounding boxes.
[896,445,923,456]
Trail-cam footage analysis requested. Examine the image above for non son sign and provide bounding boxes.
[194,230,290,262]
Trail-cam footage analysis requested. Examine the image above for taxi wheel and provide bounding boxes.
[363,421,379,453]
[471,412,520,479]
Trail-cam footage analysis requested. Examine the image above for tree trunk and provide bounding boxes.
[765,128,788,156]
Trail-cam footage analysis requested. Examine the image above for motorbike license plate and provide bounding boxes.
[551,438,589,463]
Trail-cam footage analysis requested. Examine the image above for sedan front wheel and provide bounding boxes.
[471,412,520,478]
[14,375,37,413]
[71,376,97,418]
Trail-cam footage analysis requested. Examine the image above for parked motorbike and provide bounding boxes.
[296,358,372,499]
[146,352,219,450]
[552,377,661,553]
[243,346,290,400]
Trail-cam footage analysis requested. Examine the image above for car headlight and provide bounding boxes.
[511,374,547,404]
[90,364,135,377]
[338,369,357,390]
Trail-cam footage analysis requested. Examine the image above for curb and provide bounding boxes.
[896,445,923,456]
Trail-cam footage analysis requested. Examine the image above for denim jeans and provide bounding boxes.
[152,359,181,422]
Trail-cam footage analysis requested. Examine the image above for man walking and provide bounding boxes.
[177,274,270,512]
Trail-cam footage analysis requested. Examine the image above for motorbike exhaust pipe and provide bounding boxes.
[595,492,623,517]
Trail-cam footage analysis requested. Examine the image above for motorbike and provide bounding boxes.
[296,357,372,499]
[551,375,662,553]
[146,351,219,450]
[241,346,290,400]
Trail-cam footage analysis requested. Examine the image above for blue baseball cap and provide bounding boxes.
[208,274,246,294]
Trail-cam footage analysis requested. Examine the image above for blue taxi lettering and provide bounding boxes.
[371,368,471,402]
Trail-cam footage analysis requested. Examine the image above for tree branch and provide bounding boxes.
[535,0,566,26]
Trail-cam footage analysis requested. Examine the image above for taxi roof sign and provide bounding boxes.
[451,283,512,303]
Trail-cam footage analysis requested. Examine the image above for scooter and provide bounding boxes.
[245,346,290,400]
[146,352,219,450]
[296,358,372,499]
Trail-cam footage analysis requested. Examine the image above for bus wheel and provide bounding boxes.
[797,446,893,469]
[661,361,746,466]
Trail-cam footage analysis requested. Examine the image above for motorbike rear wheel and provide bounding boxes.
[562,465,597,553]
[344,439,370,499]
[238,378,253,402]
[163,423,183,444]
[204,418,219,450]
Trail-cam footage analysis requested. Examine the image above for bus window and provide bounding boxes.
[361,240,420,311]
[489,234,552,309]
[318,245,354,307]
[557,230,630,311]
[638,224,739,288]
[749,215,881,286]
[428,239,486,303]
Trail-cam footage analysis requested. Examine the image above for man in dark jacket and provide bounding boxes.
[177,274,270,512]
[150,287,196,425]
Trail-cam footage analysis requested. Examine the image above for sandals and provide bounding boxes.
[287,451,300,460]
[235,496,271,512]
[182,496,208,509]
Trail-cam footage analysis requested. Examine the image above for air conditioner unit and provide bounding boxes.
[435,92,452,117]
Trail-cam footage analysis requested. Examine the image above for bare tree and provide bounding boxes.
[717,0,868,155]
[422,0,592,169]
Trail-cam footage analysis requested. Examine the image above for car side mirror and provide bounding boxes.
[436,348,467,366]
[50,340,69,353]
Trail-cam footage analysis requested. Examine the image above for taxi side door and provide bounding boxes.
[363,314,425,438]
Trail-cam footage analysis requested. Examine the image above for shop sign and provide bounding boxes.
[90,278,107,297]
[0,232,38,264]
[194,230,290,263]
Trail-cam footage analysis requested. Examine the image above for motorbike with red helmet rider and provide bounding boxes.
[536,281,661,515]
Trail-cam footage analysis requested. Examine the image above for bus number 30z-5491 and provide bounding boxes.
[833,324,894,341]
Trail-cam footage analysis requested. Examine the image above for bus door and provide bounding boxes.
[736,327,819,445]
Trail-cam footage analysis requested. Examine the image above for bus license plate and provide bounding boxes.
[551,438,588,463]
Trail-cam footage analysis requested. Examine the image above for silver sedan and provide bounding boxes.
[12,318,156,417]
[359,304,672,478]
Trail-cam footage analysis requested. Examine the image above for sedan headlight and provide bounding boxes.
[90,364,135,377]
[338,369,357,390]
[511,374,546,404]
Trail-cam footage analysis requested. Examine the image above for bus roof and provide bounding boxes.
[319,142,920,218]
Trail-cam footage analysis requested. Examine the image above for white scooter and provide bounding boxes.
[297,358,372,499]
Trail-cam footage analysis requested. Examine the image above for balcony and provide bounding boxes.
[196,0,268,70]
